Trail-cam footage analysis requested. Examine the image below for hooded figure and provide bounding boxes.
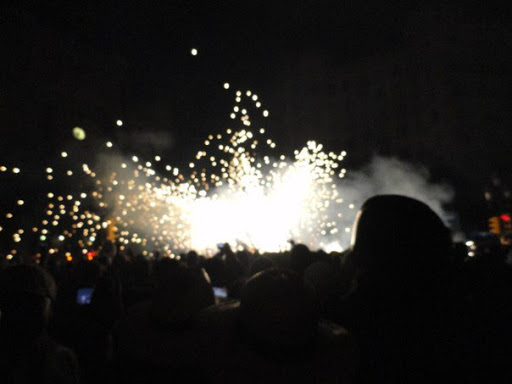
[339,195,464,383]
[350,194,451,293]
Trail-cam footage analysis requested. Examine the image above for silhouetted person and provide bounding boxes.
[303,260,338,315]
[239,268,319,355]
[203,256,228,287]
[0,265,79,384]
[123,254,153,308]
[112,264,214,383]
[152,257,180,287]
[336,195,464,383]
[198,268,357,383]
[249,255,274,277]
[185,250,200,268]
[53,256,121,384]
[289,243,314,276]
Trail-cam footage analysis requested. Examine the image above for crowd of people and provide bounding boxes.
[1,194,511,383]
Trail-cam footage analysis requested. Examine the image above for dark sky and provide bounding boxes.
[1,1,511,229]
[1,1,419,160]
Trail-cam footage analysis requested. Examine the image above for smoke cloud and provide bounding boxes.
[340,155,454,224]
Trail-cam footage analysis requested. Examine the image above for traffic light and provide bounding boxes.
[501,213,512,232]
[489,216,501,234]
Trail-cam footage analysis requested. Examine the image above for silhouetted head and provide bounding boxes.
[186,250,200,268]
[350,195,451,282]
[289,243,313,276]
[131,253,151,283]
[153,257,181,287]
[239,268,318,353]
[0,265,57,339]
[203,256,227,286]
[149,266,214,328]
[249,255,274,277]
[303,261,337,298]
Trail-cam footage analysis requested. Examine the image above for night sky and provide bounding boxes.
[1,1,511,231]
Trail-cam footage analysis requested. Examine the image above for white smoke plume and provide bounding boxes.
[339,155,454,225]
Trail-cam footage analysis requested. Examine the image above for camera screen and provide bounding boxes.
[213,286,228,299]
[76,287,94,305]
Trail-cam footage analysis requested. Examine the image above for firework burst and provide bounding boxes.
[0,86,353,259]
